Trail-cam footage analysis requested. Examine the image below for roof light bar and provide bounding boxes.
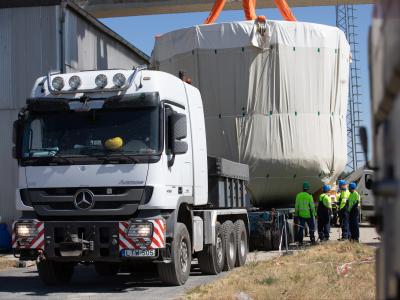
[46,65,148,94]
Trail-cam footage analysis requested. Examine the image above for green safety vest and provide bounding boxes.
[318,193,332,209]
[337,190,350,210]
[295,192,316,218]
[348,191,361,212]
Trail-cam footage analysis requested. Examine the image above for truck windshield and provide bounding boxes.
[22,107,160,162]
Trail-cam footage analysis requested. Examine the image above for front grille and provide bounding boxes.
[21,186,153,218]
[45,222,119,259]
[48,202,125,210]
[44,187,130,196]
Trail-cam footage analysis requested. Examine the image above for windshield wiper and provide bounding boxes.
[27,148,74,164]
[50,154,74,165]
[96,153,139,164]
[24,155,74,165]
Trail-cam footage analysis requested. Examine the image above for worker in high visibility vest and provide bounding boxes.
[295,181,316,245]
[348,182,361,242]
[337,179,350,240]
[318,184,332,241]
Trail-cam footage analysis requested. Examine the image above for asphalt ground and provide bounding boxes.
[0,226,379,300]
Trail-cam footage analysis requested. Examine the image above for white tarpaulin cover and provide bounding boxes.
[152,20,350,207]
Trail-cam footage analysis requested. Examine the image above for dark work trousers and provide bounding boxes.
[317,206,331,241]
[349,206,360,240]
[298,217,315,243]
[339,208,350,239]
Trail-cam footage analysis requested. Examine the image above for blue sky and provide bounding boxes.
[101,4,373,146]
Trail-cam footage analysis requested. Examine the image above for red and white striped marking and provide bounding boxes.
[118,219,166,251]
[149,219,165,249]
[12,221,45,250]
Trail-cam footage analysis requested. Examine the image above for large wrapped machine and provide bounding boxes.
[151,20,350,207]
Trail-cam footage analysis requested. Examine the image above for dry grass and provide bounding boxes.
[185,242,375,300]
[0,257,15,271]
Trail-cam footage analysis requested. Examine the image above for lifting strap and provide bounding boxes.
[273,0,297,21]
[204,0,226,24]
[242,0,257,20]
[204,0,296,24]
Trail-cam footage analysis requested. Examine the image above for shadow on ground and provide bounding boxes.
[0,264,207,297]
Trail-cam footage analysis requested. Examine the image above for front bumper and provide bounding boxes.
[12,219,166,262]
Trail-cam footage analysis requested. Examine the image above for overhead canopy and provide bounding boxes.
[78,0,374,18]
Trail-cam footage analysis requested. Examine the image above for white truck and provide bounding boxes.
[344,168,375,222]
[11,68,250,286]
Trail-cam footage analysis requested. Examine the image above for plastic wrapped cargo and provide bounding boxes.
[151,20,350,207]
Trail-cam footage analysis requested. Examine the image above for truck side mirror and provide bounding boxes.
[359,126,368,160]
[12,119,23,159]
[171,113,188,155]
[366,178,373,190]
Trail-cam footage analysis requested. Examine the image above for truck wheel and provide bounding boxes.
[94,262,120,277]
[287,220,295,244]
[157,222,191,285]
[222,221,237,271]
[262,229,273,251]
[198,222,225,275]
[271,228,281,250]
[37,260,74,285]
[234,220,248,267]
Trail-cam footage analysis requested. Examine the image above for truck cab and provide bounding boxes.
[11,68,249,286]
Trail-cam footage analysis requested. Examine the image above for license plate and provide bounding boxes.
[121,249,156,257]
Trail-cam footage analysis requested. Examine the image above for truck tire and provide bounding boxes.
[234,220,248,267]
[287,220,295,244]
[198,222,225,275]
[37,260,74,286]
[222,220,237,271]
[262,229,273,251]
[157,222,191,285]
[94,262,120,277]
[271,228,281,250]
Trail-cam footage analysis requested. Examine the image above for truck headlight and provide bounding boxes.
[113,73,126,87]
[126,223,152,237]
[95,74,107,88]
[15,223,37,238]
[69,75,81,90]
[52,76,64,91]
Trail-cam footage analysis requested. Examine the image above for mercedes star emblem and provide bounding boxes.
[74,189,95,210]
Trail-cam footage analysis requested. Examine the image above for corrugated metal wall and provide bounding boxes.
[64,8,147,72]
[0,6,59,226]
[0,4,148,227]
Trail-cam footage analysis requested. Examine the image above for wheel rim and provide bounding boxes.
[180,236,189,273]
[216,234,223,265]
[229,233,235,260]
[240,231,246,257]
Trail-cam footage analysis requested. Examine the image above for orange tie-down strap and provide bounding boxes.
[204,0,226,24]
[274,0,297,21]
[204,0,296,24]
[242,0,257,20]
